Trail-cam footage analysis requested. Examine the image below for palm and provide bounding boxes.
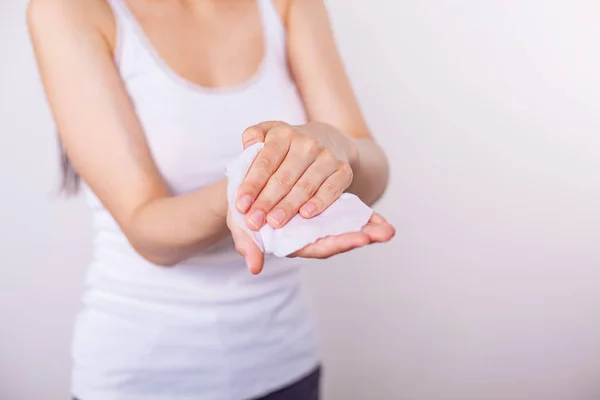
[228,210,395,274]
[290,212,395,259]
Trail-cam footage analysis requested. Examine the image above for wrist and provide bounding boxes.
[346,136,360,175]
[206,178,229,220]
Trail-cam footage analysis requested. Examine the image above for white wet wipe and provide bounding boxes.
[226,143,373,257]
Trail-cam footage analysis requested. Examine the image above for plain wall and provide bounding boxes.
[1,1,599,399]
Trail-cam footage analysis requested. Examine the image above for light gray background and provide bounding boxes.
[1,1,599,399]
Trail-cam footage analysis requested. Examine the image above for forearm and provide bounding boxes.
[347,138,390,206]
[127,178,230,266]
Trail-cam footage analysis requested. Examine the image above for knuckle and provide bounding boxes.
[252,201,271,212]
[278,201,295,215]
[233,242,244,254]
[296,178,316,195]
[242,126,261,142]
[264,139,284,155]
[276,125,295,139]
[339,162,354,181]
[272,121,287,130]
[323,181,341,198]
[256,157,276,176]
[311,195,325,211]
[276,172,294,191]
[303,138,322,156]
[320,148,337,163]
[242,179,263,195]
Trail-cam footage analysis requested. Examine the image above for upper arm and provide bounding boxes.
[286,0,371,139]
[27,0,169,232]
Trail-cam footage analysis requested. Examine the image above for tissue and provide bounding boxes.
[226,143,373,257]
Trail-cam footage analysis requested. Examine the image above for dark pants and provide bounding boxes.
[74,366,321,400]
[252,367,321,400]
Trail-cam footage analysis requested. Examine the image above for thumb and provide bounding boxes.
[233,228,265,274]
[241,121,280,149]
[244,243,265,275]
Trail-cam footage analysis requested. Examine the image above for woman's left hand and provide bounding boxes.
[289,212,395,259]
[236,121,358,230]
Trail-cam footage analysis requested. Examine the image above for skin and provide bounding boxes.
[27,0,395,274]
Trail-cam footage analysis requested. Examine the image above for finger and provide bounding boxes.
[299,160,354,218]
[362,220,396,242]
[369,212,388,224]
[245,244,265,275]
[296,233,369,258]
[265,147,338,228]
[232,228,265,274]
[253,138,320,227]
[237,125,297,214]
[293,232,370,259]
[242,121,282,149]
[236,139,290,224]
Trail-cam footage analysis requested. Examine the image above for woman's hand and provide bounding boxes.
[236,121,358,230]
[228,207,395,275]
[227,207,264,275]
[229,120,395,275]
[290,212,395,259]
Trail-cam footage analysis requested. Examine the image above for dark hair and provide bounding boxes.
[58,136,80,195]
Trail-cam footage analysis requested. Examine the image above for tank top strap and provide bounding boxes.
[257,0,288,65]
[104,0,289,85]
[104,0,155,73]
[105,0,129,24]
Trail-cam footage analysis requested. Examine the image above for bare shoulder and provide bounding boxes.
[284,0,330,28]
[27,0,116,50]
[274,0,328,28]
[287,0,328,14]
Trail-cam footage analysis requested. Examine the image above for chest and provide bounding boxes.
[117,0,305,194]
[124,0,273,89]
[129,83,307,194]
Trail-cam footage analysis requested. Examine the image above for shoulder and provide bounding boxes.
[283,0,330,29]
[286,0,328,15]
[273,0,328,28]
[27,0,116,51]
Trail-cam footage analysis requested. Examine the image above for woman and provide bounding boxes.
[28,0,394,398]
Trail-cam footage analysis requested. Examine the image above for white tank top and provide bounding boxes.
[71,1,319,399]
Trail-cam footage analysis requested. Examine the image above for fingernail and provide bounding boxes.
[300,203,316,218]
[267,209,286,227]
[247,210,265,230]
[237,195,253,212]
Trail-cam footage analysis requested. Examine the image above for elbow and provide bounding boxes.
[123,204,184,267]
[140,252,180,267]
[127,236,182,267]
